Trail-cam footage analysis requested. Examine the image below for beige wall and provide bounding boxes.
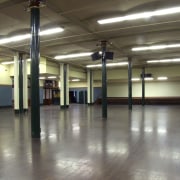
[0,64,12,85]
[107,81,180,97]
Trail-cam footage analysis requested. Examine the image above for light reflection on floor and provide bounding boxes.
[0,105,180,179]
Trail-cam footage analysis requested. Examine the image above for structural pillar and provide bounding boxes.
[128,57,132,110]
[60,64,69,108]
[87,69,94,105]
[101,41,107,119]
[30,1,41,138]
[19,53,23,114]
[142,67,145,106]
[23,58,28,111]
[14,53,19,113]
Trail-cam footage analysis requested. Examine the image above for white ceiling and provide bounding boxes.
[0,0,180,68]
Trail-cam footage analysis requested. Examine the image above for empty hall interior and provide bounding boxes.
[0,0,180,179]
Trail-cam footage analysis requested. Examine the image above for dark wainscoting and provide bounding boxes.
[95,97,180,105]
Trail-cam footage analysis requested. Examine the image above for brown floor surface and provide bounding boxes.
[0,104,180,180]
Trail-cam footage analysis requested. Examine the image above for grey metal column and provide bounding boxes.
[19,53,23,113]
[101,41,107,118]
[30,1,40,138]
[128,57,132,110]
[142,67,145,106]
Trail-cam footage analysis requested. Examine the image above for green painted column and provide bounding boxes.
[142,67,145,106]
[19,53,23,114]
[30,3,40,138]
[101,41,107,118]
[128,57,132,110]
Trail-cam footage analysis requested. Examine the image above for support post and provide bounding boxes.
[30,1,40,138]
[23,58,28,111]
[101,41,107,118]
[142,67,145,106]
[128,57,132,110]
[19,53,23,114]
[60,64,69,108]
[14,53,19,113]
[87,69,94,105]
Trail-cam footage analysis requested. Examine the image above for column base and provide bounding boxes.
[87,103,94,105]
[14,109,29,114]
[60,105,69,109]
[14,109,20,114]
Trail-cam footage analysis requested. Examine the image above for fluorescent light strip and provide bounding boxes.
[145,77,154,81]
[132,44,180,51]
[39,77,46,80]
[147,58,180,63]
[48,76,57,79]
[1,61,14,65]
[71,79,80,82]
[157,77,168,80]
[98,6,180,24]
[86,62,128,68]
[132,78,140,81]
[40,27,64,36]
[55,52,93,60]
[0,27,64,45]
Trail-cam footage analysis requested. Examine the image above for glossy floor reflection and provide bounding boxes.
[0,105,180,180]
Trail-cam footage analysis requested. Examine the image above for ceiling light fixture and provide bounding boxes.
[48,76,57,79]
[71,79,80,82]
[55,52,93,60]
[40,27,64,36]
[39,77,46,80]
[145,77,154,81]
[132,44,180,51]
[0,27,64,45]
[1,61,14,65]
[86,62,128,68]
[132,78,140,81]
[157,77,168,80]
[147,58,180,63]
[98,6,180,24]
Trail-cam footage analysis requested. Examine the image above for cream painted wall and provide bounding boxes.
[93,66,180,80]
[46,61,59,75]
[0,64,12,85]
[9,57,47,76]
[69,82,87,88]
[69,66,86,79]
[107,81,180,97]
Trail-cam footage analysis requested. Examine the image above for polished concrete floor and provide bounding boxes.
[0,104,180,180]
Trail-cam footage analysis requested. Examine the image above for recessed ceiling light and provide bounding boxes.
[98,6,180,24]
[132,44,180,51]
[55,52,93,60]
[86,62,128,68]
[147,58,180,63]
